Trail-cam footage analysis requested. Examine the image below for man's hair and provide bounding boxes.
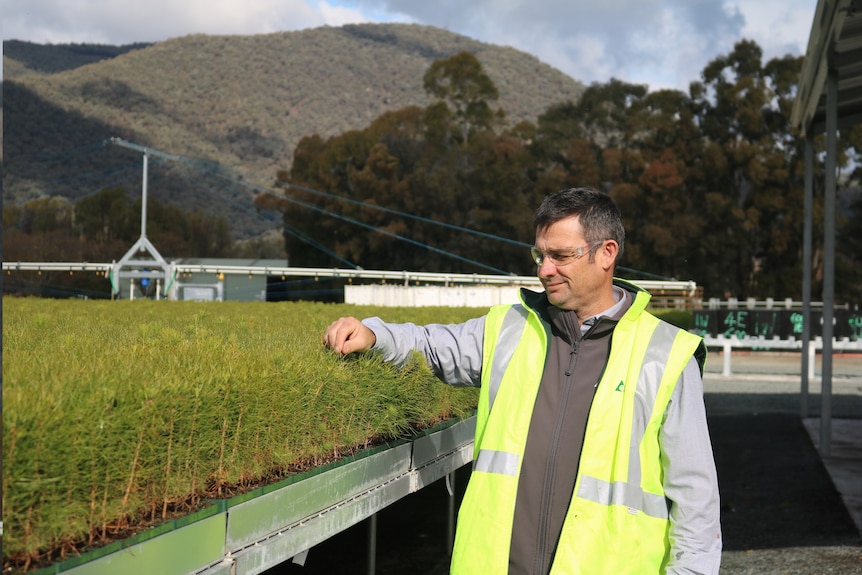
[533,187,626,260]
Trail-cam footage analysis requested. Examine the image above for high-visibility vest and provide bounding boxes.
[450,284,703,574]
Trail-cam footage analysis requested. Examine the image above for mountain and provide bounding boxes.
[3,40,153,77]
[3,23,585,239]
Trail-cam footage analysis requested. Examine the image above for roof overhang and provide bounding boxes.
[791,0,862,137]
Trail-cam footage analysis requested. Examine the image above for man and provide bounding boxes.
[323,187,722,574]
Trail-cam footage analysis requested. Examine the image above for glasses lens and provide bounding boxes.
[530,247,543,265]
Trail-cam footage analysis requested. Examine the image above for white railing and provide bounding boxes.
[1,261,698,293]
[702,297,853,311]
[702,334,862,376]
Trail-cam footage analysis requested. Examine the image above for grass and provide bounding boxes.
[2,298,483,571]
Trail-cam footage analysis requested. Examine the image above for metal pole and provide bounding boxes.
[367,513,377,575]
[447,472,456,556]
[141,152,149,239]
[801,136,814,417]
[820,69,838,456]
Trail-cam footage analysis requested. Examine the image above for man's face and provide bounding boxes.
[534,216,610,314]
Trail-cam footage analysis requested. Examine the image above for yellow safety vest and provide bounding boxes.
[450,283,703,574]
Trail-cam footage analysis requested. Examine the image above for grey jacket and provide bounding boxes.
[363,285,721,575]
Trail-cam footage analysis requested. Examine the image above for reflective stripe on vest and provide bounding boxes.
[576,318,678,519]
[474,304,531,475]
[577,475,670,520]
[487,304,529,412]
[475,449,519,476]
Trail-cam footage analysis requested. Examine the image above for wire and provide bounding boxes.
[101,138,526,271]
[282,223,358,268]
[7,162,148,230]
[171,155,673,280]
[96,139,676,281]
[171,162,280,225]
[201,166,514,275]
[274,179,533,248]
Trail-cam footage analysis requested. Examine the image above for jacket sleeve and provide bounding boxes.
[361,316,485,387]
[662,357,723,575]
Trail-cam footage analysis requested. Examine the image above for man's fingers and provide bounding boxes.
[323,317,361,355]
[322,317,375,356]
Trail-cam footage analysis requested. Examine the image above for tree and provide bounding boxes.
[575,78,647,148]
[686,40,808,298]
[838,188,862,302]
[265,39,860,302]
[3,188,237,298]
[423,51,502,143]
[75,187,137,244]
[635,149,701,279]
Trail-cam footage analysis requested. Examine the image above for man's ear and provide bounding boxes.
[598,240,619,272]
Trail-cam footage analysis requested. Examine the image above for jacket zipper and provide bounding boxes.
[534,337,580,574]
[565,339,579,376]
[536,319,610,574]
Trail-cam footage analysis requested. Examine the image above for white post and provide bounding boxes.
[722,340,732,376]
[808,344,816,381]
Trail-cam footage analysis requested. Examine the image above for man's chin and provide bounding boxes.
[544,289,567,307]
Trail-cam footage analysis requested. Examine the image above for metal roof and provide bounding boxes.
[790,0,862,456]
[792,0,862,136]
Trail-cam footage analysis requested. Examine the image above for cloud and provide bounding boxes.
[4,0,342,44]
[356,0,752,90]
[3,0,814,91]
[734,0,813,59]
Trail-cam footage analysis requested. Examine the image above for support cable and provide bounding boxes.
[7,162,155,231]
[281,223,358,268]
[202,168,512,275]
[100,139,677,280]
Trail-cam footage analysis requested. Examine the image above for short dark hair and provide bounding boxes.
[533,187,625,260]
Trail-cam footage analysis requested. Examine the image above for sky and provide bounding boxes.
[3,0,817,92]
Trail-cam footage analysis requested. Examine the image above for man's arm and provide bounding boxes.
[661,357,723,575]
[323,315,485,387]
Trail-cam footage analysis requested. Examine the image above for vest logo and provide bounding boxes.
[615,381,625,392]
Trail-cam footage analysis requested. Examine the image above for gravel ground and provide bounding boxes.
[702,352,862,575]
[720,547,862,574]
[271,351,862,574]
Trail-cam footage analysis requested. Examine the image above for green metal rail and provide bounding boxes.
[37,417,476,575]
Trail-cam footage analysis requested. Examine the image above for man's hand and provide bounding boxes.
[322,317,377,356]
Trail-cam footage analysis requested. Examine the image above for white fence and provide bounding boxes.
[702,334,862,376]
[703,297,858,311]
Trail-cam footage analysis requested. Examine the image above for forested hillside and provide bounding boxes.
[3,27,862,302]
[3,23,584,239]
[2,40,152,77]
[262,45,862,301]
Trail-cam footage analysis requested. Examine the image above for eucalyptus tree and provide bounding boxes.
[839,187,862,302]
[606,88,701,281]
[686,40,807,298]
[423,50,502,144]
[271,51,517,274]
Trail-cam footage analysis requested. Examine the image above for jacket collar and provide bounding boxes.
[520,279,643,345]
